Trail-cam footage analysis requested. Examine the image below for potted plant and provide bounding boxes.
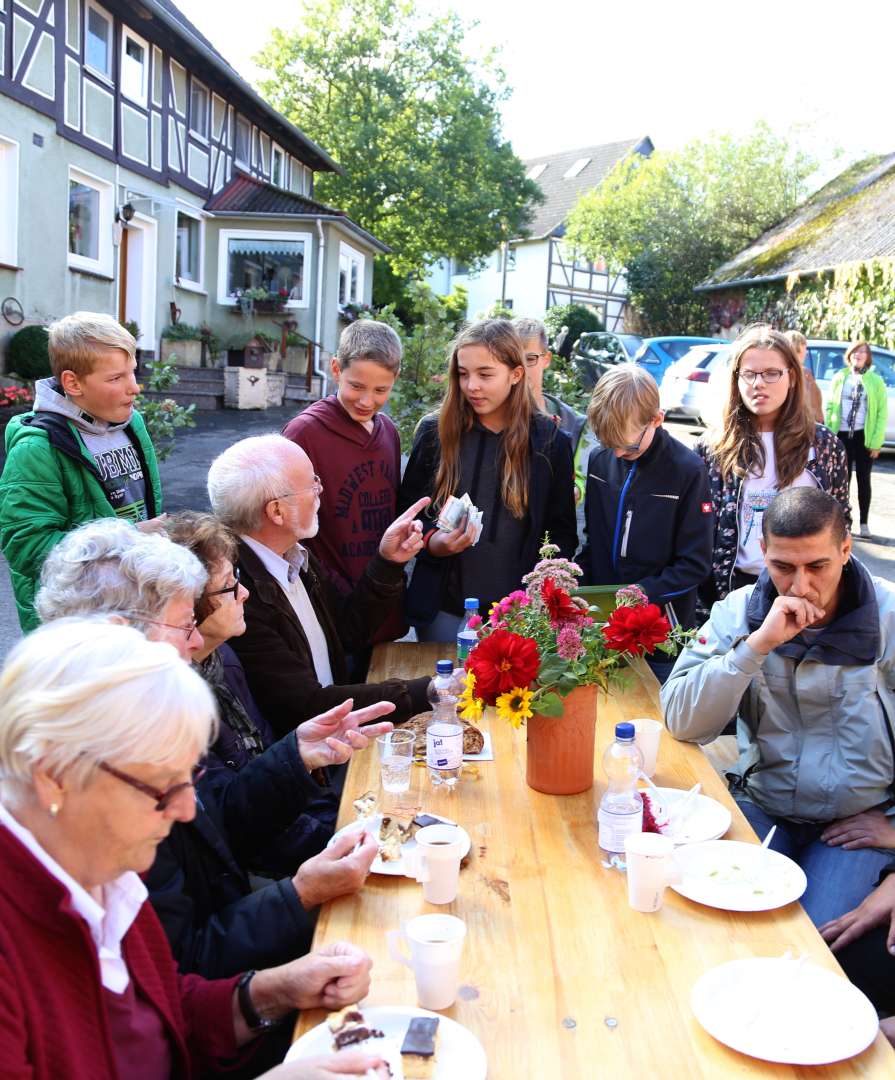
[283,330,309,375]
[459,541,692,795]
[160,323,206,368]
[241,287,288,315]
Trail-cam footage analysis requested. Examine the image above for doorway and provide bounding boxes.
[118,212,157,351]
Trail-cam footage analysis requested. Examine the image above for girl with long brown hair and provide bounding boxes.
[697,324,850,601]
[398,318,578,641]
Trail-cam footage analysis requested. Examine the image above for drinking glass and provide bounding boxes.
[376,730,416,793]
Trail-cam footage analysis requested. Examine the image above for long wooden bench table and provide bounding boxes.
[294,641,895,1076]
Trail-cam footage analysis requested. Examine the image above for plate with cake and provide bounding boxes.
[284,1003,487,1078]
[329,810,472,877]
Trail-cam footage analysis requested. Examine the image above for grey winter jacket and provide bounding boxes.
[661,558,895,823]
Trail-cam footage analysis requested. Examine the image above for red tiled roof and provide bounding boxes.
[204,173,346,217]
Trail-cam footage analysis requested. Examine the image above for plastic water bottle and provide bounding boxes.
[456,597,480,663]
[597,722,644,852]
[426,659,464,789]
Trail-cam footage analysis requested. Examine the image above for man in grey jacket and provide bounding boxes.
[662,488,895,926]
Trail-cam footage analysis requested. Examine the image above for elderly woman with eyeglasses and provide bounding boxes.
[695,325,851,604]
[0,619,386,1080]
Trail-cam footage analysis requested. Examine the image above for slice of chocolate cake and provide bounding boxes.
[400,1016,439,1078]
[327,1004,384,1051]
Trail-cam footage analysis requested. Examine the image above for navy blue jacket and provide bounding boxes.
[579,426,713,628]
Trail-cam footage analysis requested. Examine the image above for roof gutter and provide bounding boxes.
[204,211,390,253]
[142,0,342,175]
[694,264,839,294]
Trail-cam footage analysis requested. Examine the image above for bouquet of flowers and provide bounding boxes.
[459,541,693,728]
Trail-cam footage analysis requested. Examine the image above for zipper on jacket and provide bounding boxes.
[619,509,633,558]
[611,462,638,569]
[728,475,744,596]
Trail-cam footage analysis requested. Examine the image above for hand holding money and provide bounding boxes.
[436,493,483,543]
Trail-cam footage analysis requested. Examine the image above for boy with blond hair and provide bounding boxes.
[579,364,713,675]
[0,311,161,629]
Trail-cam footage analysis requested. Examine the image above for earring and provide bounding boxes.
[49,803,60,818]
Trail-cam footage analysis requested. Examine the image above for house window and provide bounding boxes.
[338,242,365,305]
[234,115,251,165]
[217,229,311,307]
[0,136,19,267]
[271,144,284,187]
[190,80,209,139]
[121,27,149,106]
[85,1,112,80]
[68,167,112,275]
[175,209,203,288]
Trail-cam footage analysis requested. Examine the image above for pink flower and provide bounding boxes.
[557,625,583,660]
[467,614,482,629]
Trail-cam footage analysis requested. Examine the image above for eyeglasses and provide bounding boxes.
[136,616,199,641]
[615,422,651,454]
[273,475,323,499]
[523,351,548,367]
[205,566,241,603]
[98,761,207,812]
[738,368,787,385]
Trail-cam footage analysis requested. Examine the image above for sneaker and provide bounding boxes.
[859,522,871,538]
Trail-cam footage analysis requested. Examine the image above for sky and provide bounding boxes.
[175,0,893,175]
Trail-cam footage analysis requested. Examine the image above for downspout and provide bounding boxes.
[315,218,325,385]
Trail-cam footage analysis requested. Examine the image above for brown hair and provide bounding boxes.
[47,312,136,379]
[336,319,402,374]
[586,364,660,446]
[433,319,532,518]
[711,325,814,490]
[845,340,873,369]
[785,330,806,351]
[163,511,238,623]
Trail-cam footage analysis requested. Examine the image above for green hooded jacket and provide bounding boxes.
[824,366,888,450]
[0,402,161,631]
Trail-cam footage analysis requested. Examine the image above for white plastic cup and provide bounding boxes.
[387,913,467,1010]
[632,717,663,778]
[376,729,415,793]
[404,823,463,904]
[624,831,678,912]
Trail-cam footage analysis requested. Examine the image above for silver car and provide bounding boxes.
[659,344,731,424]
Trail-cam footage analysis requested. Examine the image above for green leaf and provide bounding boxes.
[533,692,564,717]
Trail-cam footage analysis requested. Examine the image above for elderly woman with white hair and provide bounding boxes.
[0,619,386,1079]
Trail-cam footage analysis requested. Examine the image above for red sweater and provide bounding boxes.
[0,824,246,1079]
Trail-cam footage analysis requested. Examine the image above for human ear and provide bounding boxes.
[330,358,342,382]
[59,370,83,397]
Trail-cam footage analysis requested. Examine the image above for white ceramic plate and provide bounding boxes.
[670,839,807,911]
[284,1004,488,1078]
[692,957,879,1065]
[329,814,472,876]
[645,787,732,845]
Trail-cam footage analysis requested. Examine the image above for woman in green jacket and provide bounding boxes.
[824,341,887,537]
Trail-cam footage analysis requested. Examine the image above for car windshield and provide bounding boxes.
[620,335,644,354]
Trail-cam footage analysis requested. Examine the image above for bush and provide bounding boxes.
[7,325,50,380]
[135,355,195,461]
[161,322,204,340]
[543,303,603,359]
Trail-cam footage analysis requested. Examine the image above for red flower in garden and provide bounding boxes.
[467,628,540,705]
[541,577,580,627]
[602,603,670,656]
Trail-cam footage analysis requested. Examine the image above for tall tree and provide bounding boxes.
[566,123,816,334]
[256,0,541,276]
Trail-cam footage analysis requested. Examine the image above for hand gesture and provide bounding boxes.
[296,699,396,769]
[427,515,478,557]
[820,809,895,850]
[378,497,431,564]
[293,829,378,910]
[250,941,373,1018]
[818,875,895,952]
[263,1051,389,1078]
[746,595,824,655]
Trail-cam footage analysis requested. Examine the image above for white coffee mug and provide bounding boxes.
[404,824,463,904]
[632,717,663,778]
[387,913,467,1010]
[624,831,680,912]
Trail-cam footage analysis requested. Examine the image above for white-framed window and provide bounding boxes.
[271,143,285,188]
[338,242,365,306]
[217,229,311,308]
[85,0,112,81]
[120,26,149,106]
[175,205,204,290]
[67,166,113,276]
[189,79,209,140]
[234,115,251,165]
[0,136,20,267]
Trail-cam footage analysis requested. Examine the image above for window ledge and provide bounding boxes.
[0,262,23,272]
[175,280,207,296]
[68,265,114,282]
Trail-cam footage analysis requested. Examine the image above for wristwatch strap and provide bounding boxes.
[237,970,276,1031]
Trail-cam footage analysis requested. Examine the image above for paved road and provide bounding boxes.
[1,409,894,657]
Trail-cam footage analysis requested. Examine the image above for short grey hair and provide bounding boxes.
[35,519,206,630]
[0,619,216,809]
[336,319,402,373]
[512,317,548,351]
[207,433,304,533]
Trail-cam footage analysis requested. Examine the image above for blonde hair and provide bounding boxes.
[0,619,216,808]
[785,330,807,351]
[433,319,532,518]
[711,324,814,489]
[586,364,660,446]
[48,311,136,379]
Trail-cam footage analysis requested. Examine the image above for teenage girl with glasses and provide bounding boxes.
[697,325,851,602]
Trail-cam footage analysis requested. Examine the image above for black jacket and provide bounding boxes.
[579,426,713,629]
[146,735,331,979]
[398,413,578,621]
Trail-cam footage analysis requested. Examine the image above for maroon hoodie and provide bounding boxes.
[283,395,405,640]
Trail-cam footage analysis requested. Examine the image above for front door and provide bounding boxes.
[119,213,157,351]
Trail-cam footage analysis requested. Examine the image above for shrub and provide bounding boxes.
[161,322,204,340]
[7,325,50,380]
[135,355,195,461]
[543,303,603,359]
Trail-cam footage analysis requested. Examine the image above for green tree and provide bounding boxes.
[566,124,815,334]
[256,0,541,276]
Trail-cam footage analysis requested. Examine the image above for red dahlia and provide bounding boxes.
[467,629,539,705]
[603,603,670,656]
[541,577,581,627]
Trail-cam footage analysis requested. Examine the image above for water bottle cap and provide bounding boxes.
[615,722,636,741]
[464,597,479,610]
[436,659,454,675]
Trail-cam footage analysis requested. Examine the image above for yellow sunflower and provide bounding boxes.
[495,686,534,728]
[458,671,484,721]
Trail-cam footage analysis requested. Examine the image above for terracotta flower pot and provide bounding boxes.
[526,684,597,795]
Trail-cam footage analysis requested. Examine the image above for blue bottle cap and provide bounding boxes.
[615,722,636,741]
[464,597,479,609]
[436,659,454,675]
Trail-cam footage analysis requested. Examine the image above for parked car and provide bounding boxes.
[659,344,731,425]
[807,339,895,447]
[633,336,727,386]
[571,331,644,390]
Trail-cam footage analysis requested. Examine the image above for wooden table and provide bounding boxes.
[295,642,895,1076]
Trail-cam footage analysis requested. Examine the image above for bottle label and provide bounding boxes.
[426,722,463,769]
[456,631,478,662]
[597,805,643,853]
